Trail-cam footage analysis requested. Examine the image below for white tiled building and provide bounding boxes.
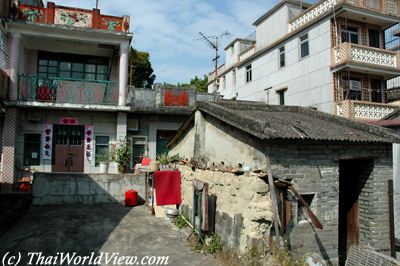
[209,0,400,120]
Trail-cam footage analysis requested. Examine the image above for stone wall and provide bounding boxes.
[33,173,145,205]
[178,165,273,252]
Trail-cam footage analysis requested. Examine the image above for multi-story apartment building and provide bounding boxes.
[0,1,132,190]
[208,0,400,121]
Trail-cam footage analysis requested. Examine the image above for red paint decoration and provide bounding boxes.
[59,117,78,125]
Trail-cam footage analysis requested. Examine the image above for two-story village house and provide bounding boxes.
[0,0,131,190]
[208,0,400,121]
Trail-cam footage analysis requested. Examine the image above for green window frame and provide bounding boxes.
[23,133,41,166]
[37,52,109,81]
[95,136,110,166]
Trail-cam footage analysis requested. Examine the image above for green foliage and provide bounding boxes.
[189,75,208,93]
[115,137,131,167]
[129,48,156,89]
[156,153,179,165]
[94,151,111,164]
[173,214,189,229]
[206,234,223,254]
[161,75,208,93]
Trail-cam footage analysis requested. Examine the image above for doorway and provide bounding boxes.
[338,159,372,265]
[368,29,381,48]
[52,125,85,172]
[156,130,176,156]
[371,79,383,103]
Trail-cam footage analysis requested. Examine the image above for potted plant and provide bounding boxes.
[95,152,111,173]
[156,153,178,170]
[115,137,131,173]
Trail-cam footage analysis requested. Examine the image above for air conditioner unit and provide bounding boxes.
[27,110,41,121]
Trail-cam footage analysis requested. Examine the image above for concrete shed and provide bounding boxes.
[168,100,400,265]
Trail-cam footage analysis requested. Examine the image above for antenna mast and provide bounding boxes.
[196,31,230,92]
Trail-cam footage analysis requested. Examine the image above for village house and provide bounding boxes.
[168,100,400,265]
[0,1,216,191]
[208,0,400,122]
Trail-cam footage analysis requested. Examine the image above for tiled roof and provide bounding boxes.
[195,101,400,143]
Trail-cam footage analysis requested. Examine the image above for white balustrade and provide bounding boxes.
[239,46,256,62]
[333,43,398,68]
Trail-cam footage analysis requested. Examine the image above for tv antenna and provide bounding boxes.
[195,31,230,92]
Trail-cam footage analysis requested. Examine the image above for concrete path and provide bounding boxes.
[0,205,218,266]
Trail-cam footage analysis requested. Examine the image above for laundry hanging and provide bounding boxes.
[193,179,209,232]
[154,170,182,206]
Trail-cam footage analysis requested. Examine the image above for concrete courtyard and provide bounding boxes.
[0,204,217,266]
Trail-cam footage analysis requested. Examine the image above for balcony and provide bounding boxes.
[18,2,130,33]
[331,43,400,78]
[335,100,399,120]
[289,0,399,33]
[239,46,256,63]
[18,76,119,106]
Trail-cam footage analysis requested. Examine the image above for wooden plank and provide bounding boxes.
[266,155,281,247]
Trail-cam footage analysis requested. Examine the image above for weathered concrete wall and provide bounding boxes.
[178,165,272,252]
[170,125,195,160]
[32,173,145,205]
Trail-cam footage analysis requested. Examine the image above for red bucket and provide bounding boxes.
[125,190,138,206]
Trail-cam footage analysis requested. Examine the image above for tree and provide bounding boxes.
[129,48,156,89]
[189,75,208,93]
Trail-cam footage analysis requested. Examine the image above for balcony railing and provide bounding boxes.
[239,46,256,63]
[335,100,399,120]
[18,2,130,33]
[332,42,400,70]
[289,0,399,33]
[18,76,119,105]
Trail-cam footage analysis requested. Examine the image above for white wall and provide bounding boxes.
[255,4,289,51]
[228,19,333,113]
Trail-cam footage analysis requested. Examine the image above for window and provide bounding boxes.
[341,26,359,44]
[37,51,109,81]
[246,64,252,83]
[297,194,315,222]
[343,78,362,100]
[95,136,110,166]
[299,33,309,59]
[23,134,41,166]
[131,136,148,165]
[279,46,285,68]
[277,89,286,105]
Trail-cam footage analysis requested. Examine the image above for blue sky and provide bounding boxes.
[53,0,281,84]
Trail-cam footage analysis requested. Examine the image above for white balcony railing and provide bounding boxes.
[289,0,399,33]
[239,46,256,63]
[335,100,398,120]
[332,43,400,69]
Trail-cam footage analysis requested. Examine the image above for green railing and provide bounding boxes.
[18,76,119,105]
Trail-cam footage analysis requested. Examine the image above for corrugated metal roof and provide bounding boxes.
[196,101,400,143]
